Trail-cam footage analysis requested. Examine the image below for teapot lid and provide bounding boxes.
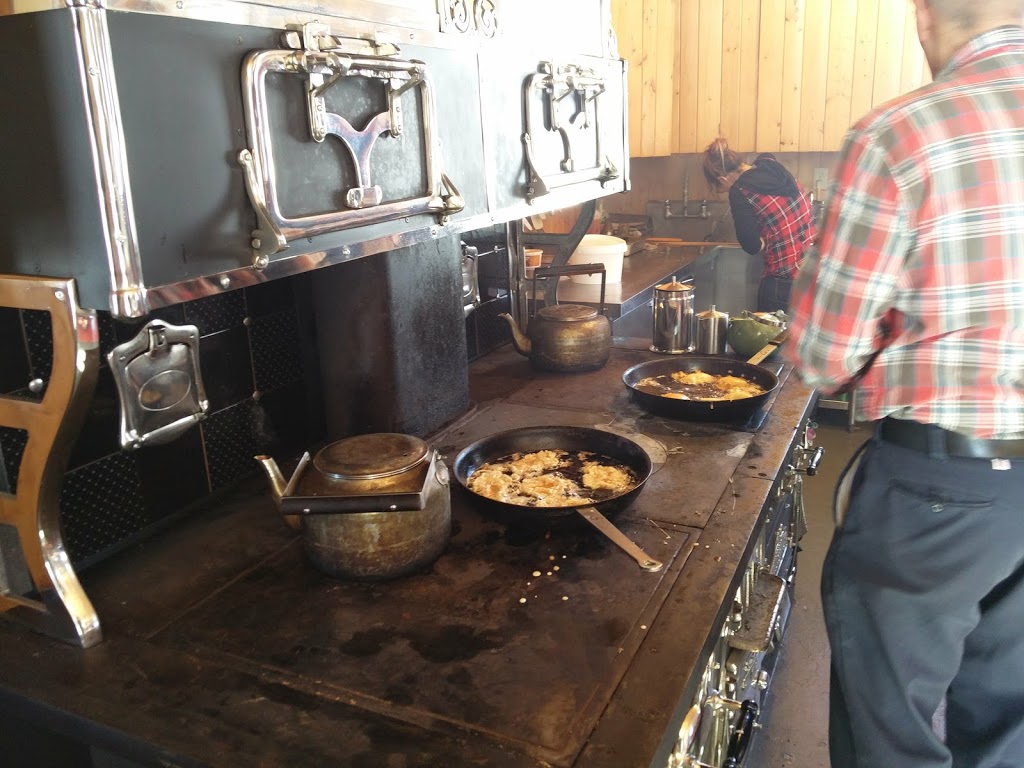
[536,304,598,322]
[697,304,729,320]
[314,433,429,480]
[655,276,693,293]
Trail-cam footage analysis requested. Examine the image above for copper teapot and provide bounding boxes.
[499,263,611,373]
[256,433,451,580]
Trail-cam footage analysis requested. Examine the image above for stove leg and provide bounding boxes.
[0,276,102,648]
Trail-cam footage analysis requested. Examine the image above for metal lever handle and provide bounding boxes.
[532,263,607,316]
[798,446,825,476]
[575,506,663,572]
[723,699,759,767]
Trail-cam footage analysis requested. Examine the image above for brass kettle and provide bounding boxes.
[255,433,451,580]
[499,263,612,373]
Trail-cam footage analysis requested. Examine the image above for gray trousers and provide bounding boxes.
[823,430,1024,768]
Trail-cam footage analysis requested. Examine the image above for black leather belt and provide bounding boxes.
[880,418,1024,459]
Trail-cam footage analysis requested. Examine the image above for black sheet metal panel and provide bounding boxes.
[311,236,470,440]
[0,2,627,316]
[107,13,489,289]
[0,12,110,314]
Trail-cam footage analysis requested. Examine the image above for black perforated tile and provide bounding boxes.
[201,399,267,491]
[244,279,294,318]
[0,427,28,495]
[21,309,52,398]
[475,296,513,358]
[250,311,302,393]
[0,308,29,394]
[59,451,146,564]
[199,325,255,412]
[184,291,246,337]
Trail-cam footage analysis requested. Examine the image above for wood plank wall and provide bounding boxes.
[600,0,935,217]
[611,0,932,156]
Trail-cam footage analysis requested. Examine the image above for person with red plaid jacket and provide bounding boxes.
[700,138,816,313]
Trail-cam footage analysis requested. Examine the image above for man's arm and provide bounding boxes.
[785,131,910,392]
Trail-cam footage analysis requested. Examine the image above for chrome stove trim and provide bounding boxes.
[138,181,626,310]
[0,275,103,648]
[6,0,477,52]
[69,1,148,318]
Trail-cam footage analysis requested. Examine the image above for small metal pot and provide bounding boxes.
[256,433,451,580]
[696,305,730,355]
[650,276,695,354]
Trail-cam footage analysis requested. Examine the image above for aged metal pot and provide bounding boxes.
[499,263,612,373]
[256,433,451,580]
[500,304,611,372]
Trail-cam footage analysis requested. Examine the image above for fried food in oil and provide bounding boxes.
[636,369,766,402]
[467,449,638,508]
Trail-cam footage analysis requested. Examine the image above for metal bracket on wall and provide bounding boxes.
[522,61,619,203]
[0,275,102,648]
[238,22,465,268]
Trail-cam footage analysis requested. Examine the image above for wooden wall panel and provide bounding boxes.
[718,0,745,146]
[735,0,762,152]
[640,0,660,156]
[778,0,806,151]
[871,0,906,108]
[696,0,725,151]
[755,0,787,152]
[655,0,679,155]
[677,0,701,153]
[610,0,935,158]
[614,0,644,156]
[797,0,831,151]
[823,0,858,148]
[850,0,880,127]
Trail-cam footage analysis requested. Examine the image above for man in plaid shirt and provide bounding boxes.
[787,1,1024,766]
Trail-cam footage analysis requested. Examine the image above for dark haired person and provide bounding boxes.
[787,1,1024,766]
[701,138,816,313]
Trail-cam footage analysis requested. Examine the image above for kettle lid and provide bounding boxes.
[698,303,729,320]
[536,304,598,322]
[314,433,430,480]
[655,276,693,293]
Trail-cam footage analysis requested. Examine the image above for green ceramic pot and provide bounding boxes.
[727,311,785,358]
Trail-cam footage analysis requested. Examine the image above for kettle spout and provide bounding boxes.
[255,454,288,506]
[499,313,531,357]
[255,453,305,531]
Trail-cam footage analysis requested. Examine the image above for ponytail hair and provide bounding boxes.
[701,137,743,192]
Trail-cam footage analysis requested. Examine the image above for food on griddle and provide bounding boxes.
[672,370,716,386]
[636,369,767,401]
[467,449,638,507]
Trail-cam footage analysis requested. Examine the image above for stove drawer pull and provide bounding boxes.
[723,699,759,768]
[727,572,786,653]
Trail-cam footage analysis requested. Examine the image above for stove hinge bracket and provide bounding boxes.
[522,61,619,203]
[239,22,464,269]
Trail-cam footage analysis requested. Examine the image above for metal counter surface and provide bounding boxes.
[537,245,710,319]
[0,345,815,768]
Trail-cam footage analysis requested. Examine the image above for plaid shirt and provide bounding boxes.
[733,171,816,278]
[787,26,1024,439]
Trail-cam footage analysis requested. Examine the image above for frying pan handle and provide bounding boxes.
[575,506,663,572]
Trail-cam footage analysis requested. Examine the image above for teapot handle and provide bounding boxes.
[531,263,606,317]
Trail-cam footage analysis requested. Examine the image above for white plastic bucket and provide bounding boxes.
[567,234,627,284]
